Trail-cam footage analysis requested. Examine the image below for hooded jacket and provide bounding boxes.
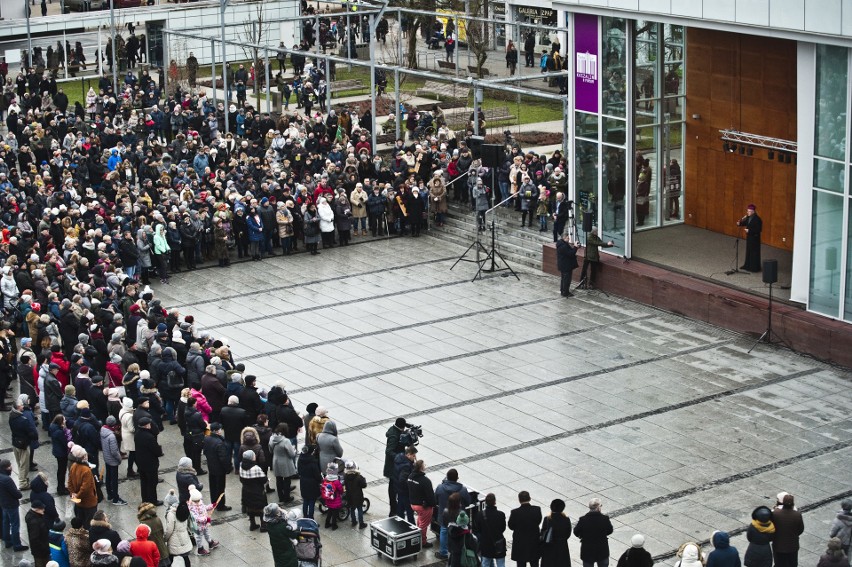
[137,503,168,561]
[29,475,59,527]
[239,426,265,467]
[677,543,705,567]
[829,510,852,546]
[707,531,741,567]
[129,524,160,567]
[317,420,343,473]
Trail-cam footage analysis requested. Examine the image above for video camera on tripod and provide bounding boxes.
[399,424,423,447]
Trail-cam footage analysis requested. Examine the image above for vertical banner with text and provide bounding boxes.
[574,13,599,114]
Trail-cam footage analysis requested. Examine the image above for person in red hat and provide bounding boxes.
[737,204,763,272]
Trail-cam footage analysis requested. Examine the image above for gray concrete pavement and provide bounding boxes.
[1,234,850,567]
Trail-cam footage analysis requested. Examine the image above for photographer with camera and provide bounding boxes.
[384,417,409,517]
[383,418,424,518]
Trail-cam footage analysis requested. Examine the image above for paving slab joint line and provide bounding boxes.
[169,254,459,308]
[241,296,559,361]
[362,365,827,487]
[290,313,659,396]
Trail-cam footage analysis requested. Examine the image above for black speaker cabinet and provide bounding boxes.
[467,135,484,159]
[762,259,778,284]
[582,211,593,233]
[480,144,504,169]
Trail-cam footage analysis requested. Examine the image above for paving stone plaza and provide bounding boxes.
[2,235,851,567]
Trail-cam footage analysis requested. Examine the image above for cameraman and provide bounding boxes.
[383,417,409,517]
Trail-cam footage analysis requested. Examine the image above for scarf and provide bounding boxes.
[751,520,775,534]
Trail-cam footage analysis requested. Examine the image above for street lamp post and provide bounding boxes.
[221,0,230,134]
[24,0,33,69]
[110,0,118,96]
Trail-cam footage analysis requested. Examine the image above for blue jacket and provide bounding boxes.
[49,528,70,567]
[29,475,58,527]
[247,215,264,242]
[0,467,22,509]
[10,407,39,450]
[435,478,471,513]
[49,422,68,459]
[707,531,741,567]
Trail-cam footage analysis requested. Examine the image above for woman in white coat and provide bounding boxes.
[317,197,336,249]
[163,501,195,564]
[119,397,137,478]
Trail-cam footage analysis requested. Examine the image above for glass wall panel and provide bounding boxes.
[603,117,627,145]
[815,45,848,161]
[635,127,657,227]
[662,123,684,223]
[576,111,599,140]
[603,18,627,118]
[813,159,846,193]
[846,192,852,322]
[634,21,658,121]
[602,146,626,255]
[576,139,599,232]
[809,191,844,316]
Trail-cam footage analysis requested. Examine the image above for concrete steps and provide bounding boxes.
[428,203,552,270]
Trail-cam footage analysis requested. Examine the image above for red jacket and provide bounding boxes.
[129,525,160,567]
[49,352,71,389]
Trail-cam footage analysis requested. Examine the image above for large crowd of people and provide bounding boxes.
[0,32,845,567]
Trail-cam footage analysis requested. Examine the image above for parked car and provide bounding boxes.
[64,0,106,11]
[114,0,142,7]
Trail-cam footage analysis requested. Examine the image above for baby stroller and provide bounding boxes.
[295,517,322,567]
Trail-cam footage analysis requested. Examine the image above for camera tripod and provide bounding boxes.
[451,195,520,282]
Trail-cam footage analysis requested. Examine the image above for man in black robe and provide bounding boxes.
[737,203,763,272]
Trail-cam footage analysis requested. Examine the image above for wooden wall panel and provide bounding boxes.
[684,28,797,251]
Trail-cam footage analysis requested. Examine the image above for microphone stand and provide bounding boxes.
[450,193,520,282]
[725,219,746,275]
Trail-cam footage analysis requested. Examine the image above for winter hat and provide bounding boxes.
[122,397,134,410]
[231,373,243,383]
[841,499,852,512]
[315,406,328,417]
[78,366,90,376]
[76,400,89,410]
[456,511,469,528]
[93,539,112,555]
[178,457,192,468]
[189,488,203,503]
[263,502,282,523]
[70,445,87,460]
[140,370,150,381]
[116,540,131,554]
[243,450,256,461]
[162,490,178,509]
[106,416,117,426]
[828,538,843,551]
[550,499,566,514]
[631,534,646,548]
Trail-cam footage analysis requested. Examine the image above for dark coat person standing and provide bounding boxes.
[474,493,507,565]
[541,499,571,567]
[574,498,614,567]
[556,235,579,297]
[616,534,654,567]
[737,204,763,272]
[744,506,775,567]
[134,417,162,506]
[202,423,233,511]
[773,494,804,567]
[508,490,542,567]
[383,417,407,517]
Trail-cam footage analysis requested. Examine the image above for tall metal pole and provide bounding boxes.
[97,27,103,79]
[453,15,459,79]
[210,38,217,121]
[264,51,271,114]
[394,68,400,140]
[562,96,569,157]
[464,0,470,71]
[368,14,377,151]
[110,0,118,96]
[473,85,480,136]
[221,0,229,134]
[24,0,32,69]
[396,9,403,67]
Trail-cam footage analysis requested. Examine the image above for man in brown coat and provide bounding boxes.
[773,493,805,567]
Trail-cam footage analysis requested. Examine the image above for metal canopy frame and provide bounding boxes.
[162,0,569,152]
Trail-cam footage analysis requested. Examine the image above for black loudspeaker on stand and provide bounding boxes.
[480,144,504,169]
[749,259,778,353]
[582,211,593,233]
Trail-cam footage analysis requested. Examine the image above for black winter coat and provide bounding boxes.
[298,451,323,502]
[508,504,543,562]
[541,514,572,566]
[574,510,613,561]
[176,468,202,504]
[202,433,232,476]
[220,406,249,442]
[744,524,775,567]
[25,509,49,557]
[133,427,162,473]
[475,505,507,559]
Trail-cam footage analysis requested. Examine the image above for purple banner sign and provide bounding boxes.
[574,13,599,114]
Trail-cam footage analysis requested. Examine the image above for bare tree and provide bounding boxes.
[466,0,488,77]
[240,3,272,108]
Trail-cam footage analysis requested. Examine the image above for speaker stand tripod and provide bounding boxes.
[748,281,777,353]
[725,231,742,275]
[450,195,520,282]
